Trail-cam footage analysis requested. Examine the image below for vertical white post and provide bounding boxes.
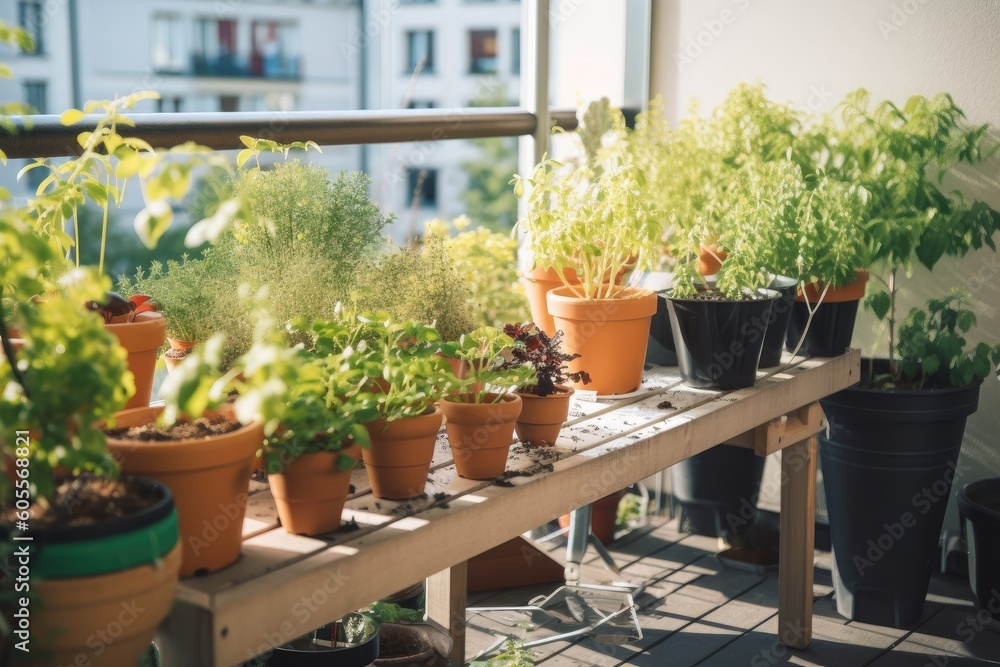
[517,0,550,272]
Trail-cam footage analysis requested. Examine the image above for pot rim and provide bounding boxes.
[663,286,781,304]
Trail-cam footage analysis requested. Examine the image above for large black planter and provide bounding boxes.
[263,614,380,666]
[785,298,860,358]
[671,444,766,539]
[758,276,797,368]
[820,361,982,628]
[665,288,779,389]
[957,479,1000,629]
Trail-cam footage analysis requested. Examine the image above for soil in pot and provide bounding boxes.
[820,359,981,628]
[105,404,263,577]
[441,393,521,479]
[515,386,574,447]
[269,444,362,536]
[666,287,779,390]
[363,406,443,500]
[547,285,657,395]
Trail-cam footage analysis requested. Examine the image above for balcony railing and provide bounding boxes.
[0,107,590,159]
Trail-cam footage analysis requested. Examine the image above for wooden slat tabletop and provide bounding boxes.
[170,351,861,666]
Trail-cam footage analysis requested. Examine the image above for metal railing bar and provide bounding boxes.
[0,107,582,160]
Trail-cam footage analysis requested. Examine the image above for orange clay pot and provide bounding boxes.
[697,244,728,276]
[105,404,263,577]
[363,406,444,500]
[106,311,166,410]
[547,285,657,395]
[269,444,362,536]
[521,266,582,337]
[441,393,522,480]
[558,490,626,545]
[796,269,870,303]
[515,386,574,447]
[29,543,182,667]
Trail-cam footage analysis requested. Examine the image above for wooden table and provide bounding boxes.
[156,350,860,666]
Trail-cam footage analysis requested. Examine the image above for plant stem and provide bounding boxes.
[0,301,31,401]
[887,266,897,378]
[786,282,830,361]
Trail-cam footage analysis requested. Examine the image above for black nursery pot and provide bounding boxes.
[665,287,780,390]
[957,478,1000,629]
[820,360,982,628]
[670,444,766,539]
[785,298,860,357]
[263,614,380,666]
[646,291,678,366]
[758,276,797,368]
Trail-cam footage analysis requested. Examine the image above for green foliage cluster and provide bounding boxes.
[450,326,537,404]
[425,216,529,329]
[888,291,1000,390]
[513,104,661,300]
[118,256,219,343]
[469,638,536,667]
[351,233,476,343]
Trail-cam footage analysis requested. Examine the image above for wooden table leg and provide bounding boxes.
[427,560,468,664]
[779,433,817,649]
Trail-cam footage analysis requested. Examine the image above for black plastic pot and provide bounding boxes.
[758,276,797,368]
[263,614,380,666]
[957,479,1000,628]
[665,287,779,389]
[670,444,766,539]
[647,291,678,366]
[820,360,982,628]
[785,298,859,357]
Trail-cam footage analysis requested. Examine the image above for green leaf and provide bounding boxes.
[239,135,257,149]
[60,109,85,126]
[81,180,109,207]
[864,290,891,321]
[133,200,174,249]
[921,355,940,376]
[236,149,254,169]
[335,452,356,472]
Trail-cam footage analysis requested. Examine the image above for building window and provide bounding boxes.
[18,1,44,55]
[151,14,185,72]
[23,80,46,114]
[407,100,436,109]
[469,30,498,74]
[194,18,241,76]
[406,30,434,74]
[251,21,300,79]
[156,96,183,113]
[512,28,520,75]
[219,95,239,112]
[407,168,438,208]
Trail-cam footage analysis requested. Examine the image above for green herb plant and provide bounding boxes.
[450,327,536,404]
[879,290,1000,391]
[118,256,219,344]
[468,638,536,667]
[424,216,529,329]
[818,90,1000,380]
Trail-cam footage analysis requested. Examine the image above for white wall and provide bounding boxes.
[651,0,1000,538]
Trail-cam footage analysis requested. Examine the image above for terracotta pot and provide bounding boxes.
[105,404,263,577]
[363,406,444,499]
[547,285,657,395]
[697,243,728,276]
[106,311,166,410]
[29,543,181,667]
[521,266,581,337]
[515,386,574,447]
[167,337,197,352]
[441,393,521,479]
[558,490,625,545]
[795,269,869,304]
[269,444,362,536]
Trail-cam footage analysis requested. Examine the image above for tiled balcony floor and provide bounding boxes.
[465,518,1000,666]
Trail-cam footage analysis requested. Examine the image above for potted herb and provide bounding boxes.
[439,327,536,479]
[502,322,590,447]
[820,292,1000,627]
[513,106,660,395]
[302,312,459,501]
[1,191,182,665]
[118,256,220,372]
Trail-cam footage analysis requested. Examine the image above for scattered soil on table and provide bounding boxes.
[348,484,356,494]
[391,503,415,517]
[105,413,240,441]
[657,400,674,410]
[0,475,163,531]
